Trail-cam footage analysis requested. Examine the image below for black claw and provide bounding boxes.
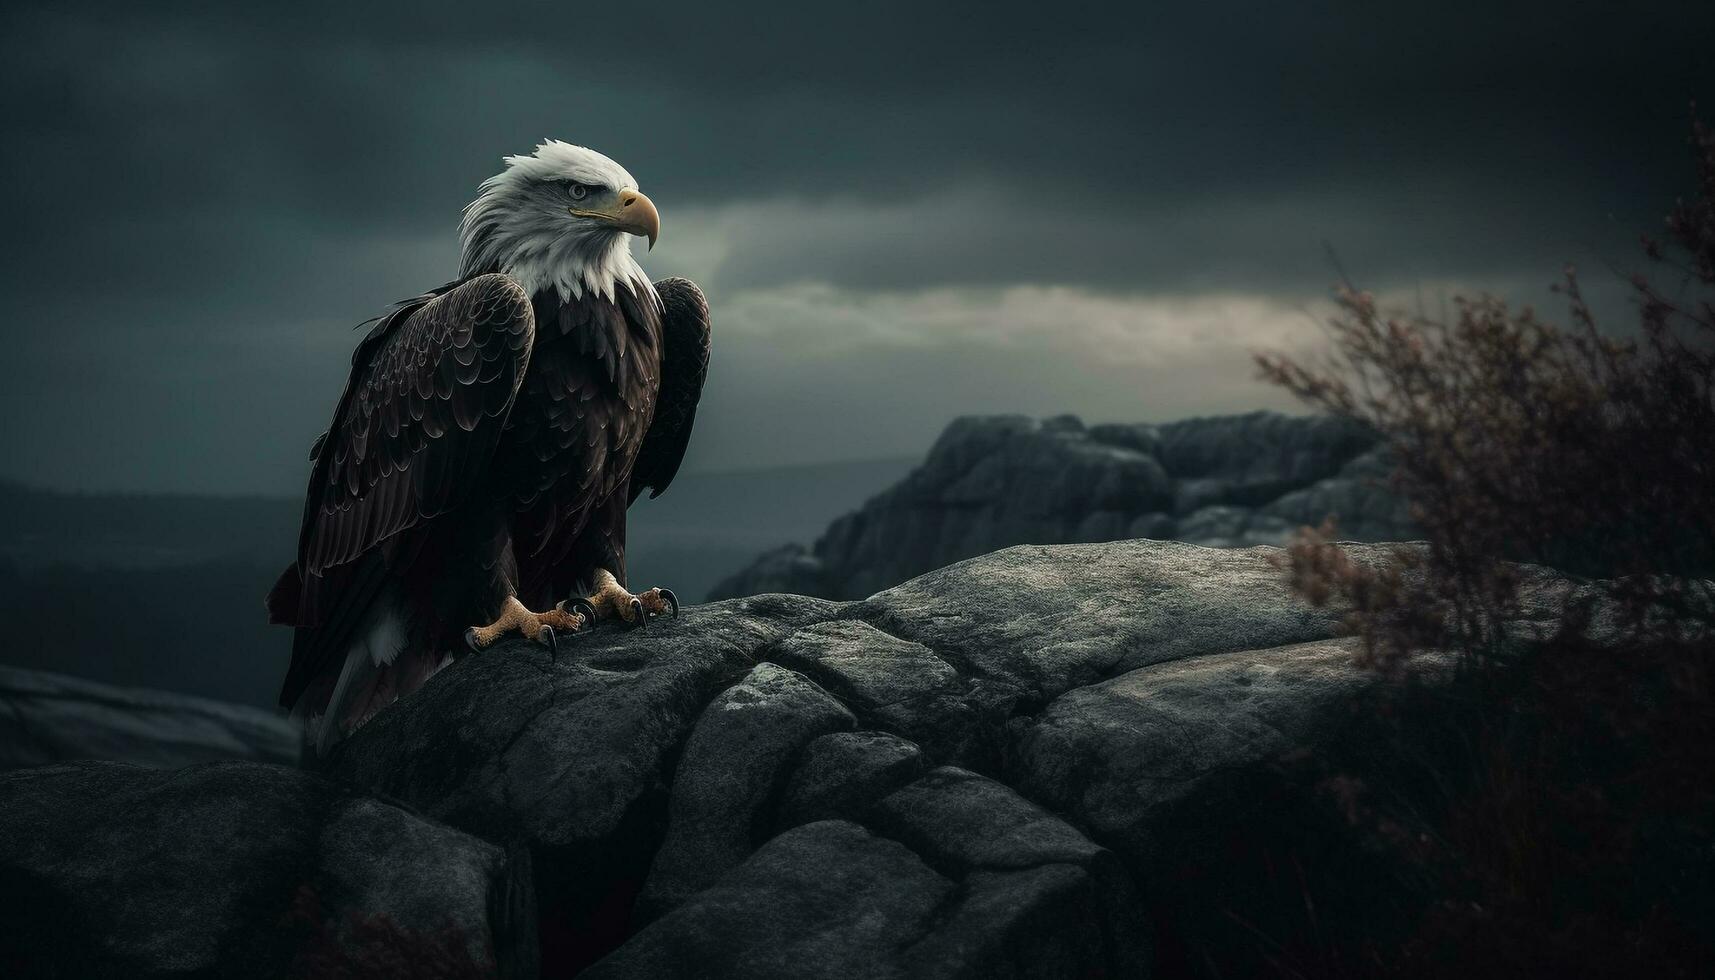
[541,626,559,663]
[659,588,680,618]
[464,627,481,652]
[628,597,646,628]
[570,598,598,631]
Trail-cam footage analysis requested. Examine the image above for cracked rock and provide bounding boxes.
[637,662,856,919]
[769,620,980,762]
[778,730,925,829]
[586,820,952,980]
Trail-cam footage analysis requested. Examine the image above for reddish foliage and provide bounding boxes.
[1253,115,1715,977]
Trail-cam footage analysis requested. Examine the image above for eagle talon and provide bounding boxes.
[540,626,559,662]
[464,627,481,652]
[565,598,598,631]
[570,571,681,628]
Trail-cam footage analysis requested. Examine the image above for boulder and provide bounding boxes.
[583,820,954,980]
[767,620,980,763]
[850,539,1371,702]
[324,593,836,974]
[0,761,532,979]
[777,731,925,827]
[637,662,855,919]
[1007,637,1397,867]
[590,769,1147,979]
[869,767,1148,973]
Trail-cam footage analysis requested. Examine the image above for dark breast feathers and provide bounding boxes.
[499,279,666,582]
[271,273,711,711]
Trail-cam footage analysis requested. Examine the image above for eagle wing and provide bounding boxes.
[273,273,535,707]
[629,277,712,503]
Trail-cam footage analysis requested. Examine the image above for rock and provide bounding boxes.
[1173,503,1255,545]
[777,731,925,827]
[871,767,1148,973]
[851,539,1372,704]
[584,820,954,980]
[708,410,1410,601]
[1006,638,1391,869]
[325,594,836,974]
[767,620,980,763]
[1154,410,1376,508]
[0,760,532,979]
[311,537,1539,977]
[9,530,1614,978]
[596,768,1148,980]
[869,766,1112,872]
[637,662,855,919]
[0,665,299,772]
[899,865,1111,980]
[1262,446,1417,542]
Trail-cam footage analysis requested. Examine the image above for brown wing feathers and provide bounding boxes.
[302,274,535,577]
[630,277,712,503]
[275,274,534,708]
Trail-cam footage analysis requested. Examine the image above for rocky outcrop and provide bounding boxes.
[0,665,299,772]
[9,537,1560,977]
[709,411,1415,600]
[312,537,1476,978]
[0,760,533,979]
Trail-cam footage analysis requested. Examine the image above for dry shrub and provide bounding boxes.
[1253,116,1715,977]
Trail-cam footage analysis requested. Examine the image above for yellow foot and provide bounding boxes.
[562,569,679,629]
[464,596,586,654]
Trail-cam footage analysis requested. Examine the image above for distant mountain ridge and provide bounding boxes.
[709,411,1415,601]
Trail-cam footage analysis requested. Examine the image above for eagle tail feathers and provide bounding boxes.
[309,591,452,757]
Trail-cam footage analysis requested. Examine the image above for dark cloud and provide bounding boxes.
[0,0,1710,492]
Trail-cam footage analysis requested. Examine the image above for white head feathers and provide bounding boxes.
[457,140,656,306]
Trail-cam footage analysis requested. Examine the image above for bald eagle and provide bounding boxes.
[267,142,711,754]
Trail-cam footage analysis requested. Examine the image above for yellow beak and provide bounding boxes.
[577,189,660,250]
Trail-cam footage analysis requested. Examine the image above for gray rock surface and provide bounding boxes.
[1008,637,1402,868]
[584,820,955,980]
[0,760,533,979]
[778,731,925,827]
[0,665,299,772]
[870,767,1147,976]
[709,410,1414,600]
[2,533,1592,977]
[323,593,838,973]
[312,536,1489,977]
[767,620,978,763]
[638,662,855,919]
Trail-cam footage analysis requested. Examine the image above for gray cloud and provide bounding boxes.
[0,0,1709,492]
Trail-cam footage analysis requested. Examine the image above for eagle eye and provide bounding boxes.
[568,182,591,201]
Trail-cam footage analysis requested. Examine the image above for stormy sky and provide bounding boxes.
[2,1,1710,494]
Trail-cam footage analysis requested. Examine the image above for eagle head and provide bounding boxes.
[458,140,661,304]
